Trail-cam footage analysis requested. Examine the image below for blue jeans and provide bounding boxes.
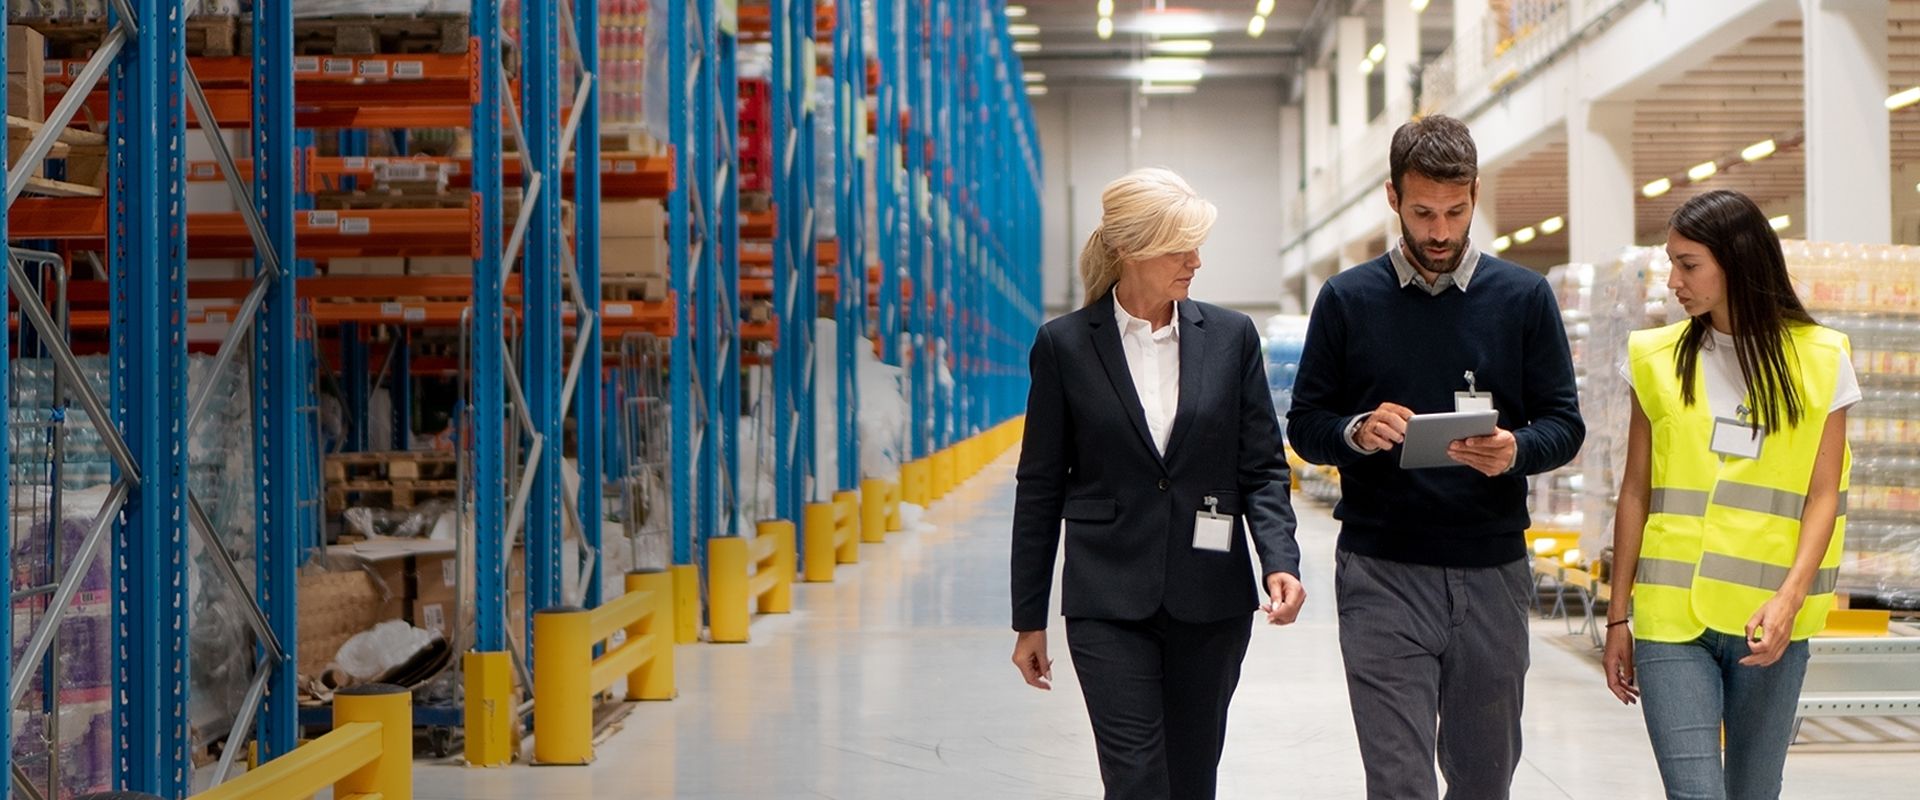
[1634,631,1810,800]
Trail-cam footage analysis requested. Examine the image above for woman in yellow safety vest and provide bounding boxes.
[1603,189,1855,800]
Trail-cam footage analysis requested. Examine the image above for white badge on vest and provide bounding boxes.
[1711,413,1763,460]
[1194,495,1234,553]
[1455,369,1493,413]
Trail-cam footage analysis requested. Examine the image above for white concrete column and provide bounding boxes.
[1803,0,1890,243]
[1385,0,1421,122]
[1280,104,1303,228]
[1454,0,1489,95]
[1567,100,1636,264]
[1304,67,1330,183]
[1471,173,1498,252]
[1336,16,1368,149]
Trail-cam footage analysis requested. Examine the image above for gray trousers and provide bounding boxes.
[1336,549,1533,800]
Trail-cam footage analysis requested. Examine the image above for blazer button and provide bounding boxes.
[1157,479,1170,491]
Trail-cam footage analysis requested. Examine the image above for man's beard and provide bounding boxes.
[1401,220,1468,275]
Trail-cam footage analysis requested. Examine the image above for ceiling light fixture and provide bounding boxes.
[1769,214,1791,231]
[1134,57,1206,83]
[1009,23,1040,37]
[1141,83,1198,95]
[1688,160,1718,182]
[1411,0,1431,11]
[1152,39,1215,54]
[1358,58,1374,75]
[1130,9,1218,36]
[1539,216,1564,235]
[1256,0,1275,16]
[1642,178,1672,198]
[1014,41,1041,53]
[1098,0,1113,17]
[1248,15,1266,38]
[1023,71,1045,83]
[1006,4,1028,18]
[1368,42,1386,63]
[1492,236,1512,253]
[1026,84,1049,96]
[1513,226,1537,244]
[1097,16,1114,39]
[1741,139,1777,162]
[1887,86,1920,110]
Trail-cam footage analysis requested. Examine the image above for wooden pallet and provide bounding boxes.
[739,191,773,214]
[20,16,245,59]
[293,14,470,57]
[324,451,458,483]
[325,479,458,512]
[600,276,670,303]
[313,189,471,211]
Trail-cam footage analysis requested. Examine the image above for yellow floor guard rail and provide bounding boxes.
[186,683,412,800]
[803,490,863,582]
[860,478,899,542]
[709,520,796,642]
[533,570,676,764]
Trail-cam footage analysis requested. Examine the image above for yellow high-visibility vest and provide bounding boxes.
[1626,321,1850,643]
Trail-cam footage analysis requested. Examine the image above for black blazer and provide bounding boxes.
[1010,294,1300,631]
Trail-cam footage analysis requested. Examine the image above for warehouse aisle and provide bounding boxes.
[412,454,1914,799]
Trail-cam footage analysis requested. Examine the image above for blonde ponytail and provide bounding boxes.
[1079,227,1122,306]
[1077,167,1217,308]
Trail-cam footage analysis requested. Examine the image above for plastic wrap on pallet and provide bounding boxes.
[10,0,244,18]
[857,336,907,480]
[290,0,469,16]
[813,318,840,496]
[638,0,670,141]
[1262,314,1308,427]
[813,75,836,240]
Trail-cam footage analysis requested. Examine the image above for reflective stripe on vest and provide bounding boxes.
[1699,552,1840,596]
[1637,557,1696,589]
[1649,488,1709,517]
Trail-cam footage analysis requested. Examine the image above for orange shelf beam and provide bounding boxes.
[188,153,675,199]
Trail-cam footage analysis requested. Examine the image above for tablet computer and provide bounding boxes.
[1398,409,1499,469]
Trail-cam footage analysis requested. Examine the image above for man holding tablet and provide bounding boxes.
[1286,115,1584,800]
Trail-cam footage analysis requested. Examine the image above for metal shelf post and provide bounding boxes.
[111,0,192,791]
[524,0,566,632]
[834,0,866,490]
[575,0,606,608]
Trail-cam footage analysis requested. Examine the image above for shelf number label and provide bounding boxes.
[206,312,229,325]
[395,61,426,80]
[191,163,218,179]
[308,211,340,228]
[344,157,367,170]
[403,307,427,323]
[340,217,372,236]
[323,58,353,76]
[294,57,321,75]
[607,303,635,317]
[381,303,404,318]
[359,60,390,79]
[613,160,639,174]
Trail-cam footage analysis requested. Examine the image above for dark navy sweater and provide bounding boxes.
[1286,253,1585,567]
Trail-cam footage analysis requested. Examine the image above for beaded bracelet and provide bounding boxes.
[1606,619,1630,629]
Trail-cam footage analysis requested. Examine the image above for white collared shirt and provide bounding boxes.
[1387,238,1483,296]
[1115,297,1181,455]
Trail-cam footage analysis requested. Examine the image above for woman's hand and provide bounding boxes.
[1012,630,1053,690]
[1741,592,1805,668]
[1602,623,1639,705]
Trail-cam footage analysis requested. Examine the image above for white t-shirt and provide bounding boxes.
[1620,329,1861,420]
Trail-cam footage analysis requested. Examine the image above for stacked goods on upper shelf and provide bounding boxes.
[1783,240,1920,609]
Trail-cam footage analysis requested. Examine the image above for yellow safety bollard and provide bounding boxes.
[885,478,904,531]
[902,458,929,507]
[463,650,514,766]
[707,537,751,643]
[860,479,889,543]
[626,570,676,700]
[533,606,594,765]
[803,501,837,582]
[834,490,862,564]
[759,519,796,613]
[670,563,700,644]
[335,683,413,800]
[932,448,956,499]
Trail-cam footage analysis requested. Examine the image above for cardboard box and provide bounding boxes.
[411,599,451,636]
[330,257,407,276]
[407,256,472,275]
[188,259,249,281]
[602,199,665,239]
[602,235,666,278]
[746,301,774,324]
[8,27,45,79]
[8,74,43,123]
[411,551,458,605]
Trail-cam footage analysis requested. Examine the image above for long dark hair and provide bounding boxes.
[1668,189,1817,433]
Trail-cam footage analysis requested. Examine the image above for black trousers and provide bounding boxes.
[1066,609,1254,800]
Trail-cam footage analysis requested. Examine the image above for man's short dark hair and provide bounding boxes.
[1390,115,1478,192]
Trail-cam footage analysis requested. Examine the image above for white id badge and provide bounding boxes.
[1194,511,1234,552]
[1711,417,1763,459]
[1454,392,1494,413]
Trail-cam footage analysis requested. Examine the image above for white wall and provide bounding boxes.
[1033,82,1287,317]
